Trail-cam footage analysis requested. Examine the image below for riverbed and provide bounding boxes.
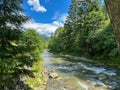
[42,50,120,90]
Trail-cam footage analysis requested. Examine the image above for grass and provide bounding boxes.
[25,59,45,90]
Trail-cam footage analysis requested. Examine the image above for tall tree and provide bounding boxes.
[63,0,83,52]
[0,0,29,88]
[72,0,105,54]
[105,0,120,54]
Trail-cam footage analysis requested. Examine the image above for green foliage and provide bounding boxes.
[0,0,45,89]
[0,28,45,89]
[19,29,45,59]
[48,0,119,66]
[0,0,29,88]
[26,60,44,89]
[15,29,45,72]
[48,27,66,52]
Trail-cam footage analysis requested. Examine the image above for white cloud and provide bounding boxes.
[58,14,68,22]
[23,13,67,36]
[27,0,47,12]
[23,20,63,36]
[52,12,60,20]
[52,12,68,23]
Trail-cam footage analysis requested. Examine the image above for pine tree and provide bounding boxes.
[63,0,82,52]
[49,0,107,55]
[0,0,29,88]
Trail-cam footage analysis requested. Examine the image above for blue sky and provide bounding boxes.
[23,0,71,36]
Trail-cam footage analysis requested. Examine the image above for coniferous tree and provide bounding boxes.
[63,0,106,53]
[74,0,106,54]
[48,0,118,64]
[0,0,29,88]
[63,0,82,52]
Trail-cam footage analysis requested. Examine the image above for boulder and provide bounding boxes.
[49,72,59,79]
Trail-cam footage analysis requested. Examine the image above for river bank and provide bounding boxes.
[42,50,120,90]
[50,51,120,68]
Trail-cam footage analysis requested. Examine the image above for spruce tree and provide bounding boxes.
[0,0,29,88]
[64,0,82,52]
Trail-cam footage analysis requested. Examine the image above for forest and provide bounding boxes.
[0,0,120,90]
[48,0,120,66]
[0,0,45,89]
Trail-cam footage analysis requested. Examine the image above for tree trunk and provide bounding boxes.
[105,0,120,54]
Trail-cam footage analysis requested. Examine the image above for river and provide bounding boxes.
[42,50,120,90]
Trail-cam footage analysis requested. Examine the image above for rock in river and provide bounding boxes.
[49,72,59,79]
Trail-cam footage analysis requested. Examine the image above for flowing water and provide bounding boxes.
[42,50,120,90]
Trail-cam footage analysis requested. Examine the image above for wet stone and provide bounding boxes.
[49,72,59,79]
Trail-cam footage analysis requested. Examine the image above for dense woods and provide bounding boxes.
[0,0,45,89]
[1,0,120,89]
[48,0,120,65]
